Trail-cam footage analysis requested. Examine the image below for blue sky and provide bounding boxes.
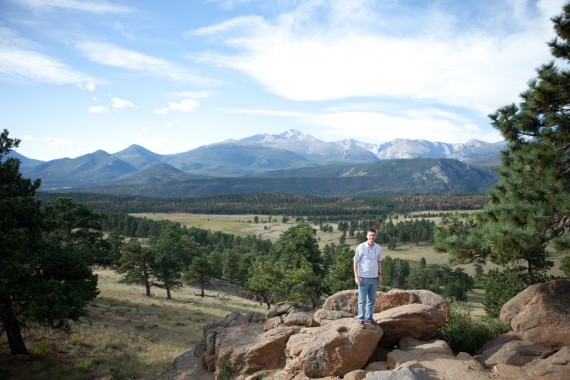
[0,0,564,161]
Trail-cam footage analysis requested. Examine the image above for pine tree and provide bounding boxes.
[436,4,570,288]
[187,255,215,297]
[149,224,194,299]
[117,239,155,296]
[0,130,102,355]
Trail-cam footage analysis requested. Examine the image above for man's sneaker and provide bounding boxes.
[358,320,366,329]
[366,319,379,326]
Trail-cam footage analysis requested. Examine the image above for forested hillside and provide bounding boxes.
[36,191,488,216]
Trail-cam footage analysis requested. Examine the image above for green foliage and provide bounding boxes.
[116,240,154,296]
[323,243,355,294]
[382,257,410,288]
[38,191,488,217]
[406,264,474,301]
[436,299,509,354]
[483,268,529,318]
[272,223,324,278]
[246,224,325,308]
[1,130,105,355]
[150,224,196,299]
[187,255,216,297]
[435,4,570,289]
[216,355,233,380]
[246,257,281,309]
[561,256,570,277]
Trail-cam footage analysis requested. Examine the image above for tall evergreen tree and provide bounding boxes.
[116,239,155,296]
[150,224,194,299]
[271,223,324,278]
[435,4,570,290]
[187,255,215,297]
[323,243,355,294]
[0,130,101,355]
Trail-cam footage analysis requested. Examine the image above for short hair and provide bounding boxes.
[367,229,377,234]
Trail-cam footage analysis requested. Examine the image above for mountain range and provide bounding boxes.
[14,129,506,196]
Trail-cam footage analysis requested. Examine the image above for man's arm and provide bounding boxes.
[353,259,362,285]
[378,260,383,284]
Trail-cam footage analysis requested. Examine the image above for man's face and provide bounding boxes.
[367,232,376,242]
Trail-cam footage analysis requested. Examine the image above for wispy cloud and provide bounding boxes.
[88,105,109,113]
[189,0,559,115]
[78,82,96,91]
[0,27,100,85]
[187,15,265,36]
[77,41,216,84]
[155,99,200,114]
[226,104,502,143]
[170,91,212,99]
[12,0,133,13]
[111,97,135,108]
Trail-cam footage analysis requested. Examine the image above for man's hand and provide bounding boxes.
[378,274,383,284]
[355,277,362,286]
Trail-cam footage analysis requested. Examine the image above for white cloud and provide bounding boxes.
[155,99,199,114]
[0,27,100,85]
[13,0,133,13]
[77,41,216,84]
[306,110,502,144]
[78,82,96,91]
[114,21,136,41]
[170,91,211,99]
[88,105,109,113]
[226,105,503,144]
[187,15,265,36]
[191,0,561,115]
[111,97,135,108]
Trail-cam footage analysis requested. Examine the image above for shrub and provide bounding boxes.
[436,299,509,355]
[216,355,233,380]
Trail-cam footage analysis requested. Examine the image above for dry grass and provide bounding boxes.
[0,269,265,380]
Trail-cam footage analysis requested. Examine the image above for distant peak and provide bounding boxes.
[280,129,304,139]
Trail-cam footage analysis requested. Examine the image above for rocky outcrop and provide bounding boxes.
[477,278,570,380]
[173,280,570,380]
[284,318,383,378]
[376,303,447,347]
[500,278,570,350]
[323,289,450,320]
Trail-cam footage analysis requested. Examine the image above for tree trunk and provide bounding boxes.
[144,267,151,297]
[527,259,534,286]
[3,308,29,356]
[166,286,172,300]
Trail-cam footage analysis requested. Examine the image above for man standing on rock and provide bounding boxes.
[353,228,383,329]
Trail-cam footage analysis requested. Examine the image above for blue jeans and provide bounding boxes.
[358,277,377,321]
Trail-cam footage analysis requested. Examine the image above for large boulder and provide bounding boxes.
[500,278,570,350]
[376,304,447,347]
[216,324,300,375]
[322,289,360,314]
[323,289,450,320]
[313,308,354,325]
[284,318,383,378]
[475,339,553,367]
[523,345,570,380]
